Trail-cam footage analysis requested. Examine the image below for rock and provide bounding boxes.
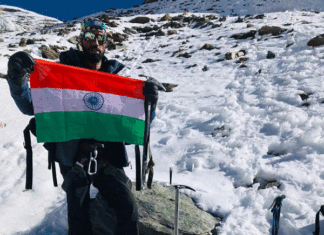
[130,17,151,24]
[68,36,79,45]
[200,44,215,51]
[167,30,177,35]
[219,16,226,22]
[202,66,208,72]
[26,39,36,45]
[247,24,254,28]
[258,26,286,36]
[160,14,172,22]
[49,45,68,53]
[112,33,126,43]
[178,52,192,58]
[299,93,313,101]
[0,38,4,42]
[172,15,185,22]
[186,64,197,69]
[253,177,280,190]
[135,25,160,33]
[3,8,21,12]
[225,50,246,60]
[90,183,219,235]
[172,49,186,57]
[267,51,275,59]
[162,21,185,29]
[142,0,158,4]
[23,49,31,54]
[236,57,249,63]
[161,83,178,92]
[19,38,27,47]
[254,14,265,19]
[106,21,119,28]
[235,16,244,23]
[142,58,161,63]
[307,34,324,47]
[8,44,18,48]
[230,30,256,40]
[116,44,128,51]
[39,45,60,60]
[145,29,165,37]
[123,27,137,35]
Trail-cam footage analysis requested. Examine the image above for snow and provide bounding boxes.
[2,1,324,234]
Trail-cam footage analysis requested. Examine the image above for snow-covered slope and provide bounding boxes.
[111,0,324,17]
[2,2,324,235]
[0,5,61,31]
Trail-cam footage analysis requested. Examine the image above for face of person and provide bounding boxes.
[81,29,107,63]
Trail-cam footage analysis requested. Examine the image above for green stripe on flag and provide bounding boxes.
[35,112,145,145]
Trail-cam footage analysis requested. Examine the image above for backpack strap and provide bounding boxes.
[314,205,324,235]
[23,119,34,190]
[23,118,58,190]
[45,142,58,187]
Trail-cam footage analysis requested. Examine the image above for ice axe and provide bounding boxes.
[173,185,195,235]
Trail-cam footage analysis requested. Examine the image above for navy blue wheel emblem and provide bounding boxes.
[83,92,104,110]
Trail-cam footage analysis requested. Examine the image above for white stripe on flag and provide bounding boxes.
[31,88,145,120]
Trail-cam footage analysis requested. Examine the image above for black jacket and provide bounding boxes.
[8,48,130,168]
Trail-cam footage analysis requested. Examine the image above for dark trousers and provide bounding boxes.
[61,163,139,235]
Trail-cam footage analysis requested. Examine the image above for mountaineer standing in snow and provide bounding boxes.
[7,18,160,235]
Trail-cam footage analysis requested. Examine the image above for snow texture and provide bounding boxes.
[1,1,324,234]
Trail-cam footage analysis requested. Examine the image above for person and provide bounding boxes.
[7,18,160,235]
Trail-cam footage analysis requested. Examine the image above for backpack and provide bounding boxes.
[23,117,58,190]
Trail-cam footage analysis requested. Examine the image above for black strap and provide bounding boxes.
[23,124,33,190]
[135,145,141,191]
[47,143,58,187]
[314,205,324,235]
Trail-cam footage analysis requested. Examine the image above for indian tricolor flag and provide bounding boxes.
[30,59,145,145]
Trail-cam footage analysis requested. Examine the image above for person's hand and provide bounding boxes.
[142,76,165,105]
[7,51,35,85]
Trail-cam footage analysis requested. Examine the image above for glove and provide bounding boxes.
[143,79,159,104]
[7,51,36,85]
[142,76,165,104]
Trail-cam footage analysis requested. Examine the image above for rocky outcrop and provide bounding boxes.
[142,0,158,4]
[160,14,172,22]
[307,34,324,47]
[230,30,257,40]
[258,26,286,36]
[39,45,67,60]
[90,183,220,235]
[130,17,151,24]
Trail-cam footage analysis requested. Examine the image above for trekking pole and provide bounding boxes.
[173,185,195,235]
[141,99,151,190]
[269,195,286,235]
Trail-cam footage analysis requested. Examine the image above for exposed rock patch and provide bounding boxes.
[90,183,220,235]
[307,34,324,47]
[130,17,151,24]
[258,26,286,36]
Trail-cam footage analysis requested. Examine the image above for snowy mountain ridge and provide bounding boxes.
[1,2,324,235]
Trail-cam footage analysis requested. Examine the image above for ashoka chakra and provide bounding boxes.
[83,92,104,111]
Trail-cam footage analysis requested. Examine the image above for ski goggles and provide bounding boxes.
[81,20,107,31]
[83,31,107,44]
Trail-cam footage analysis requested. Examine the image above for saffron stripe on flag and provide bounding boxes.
[30,59,145,100]
[31,88,145,120]
[35,112,145,145]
